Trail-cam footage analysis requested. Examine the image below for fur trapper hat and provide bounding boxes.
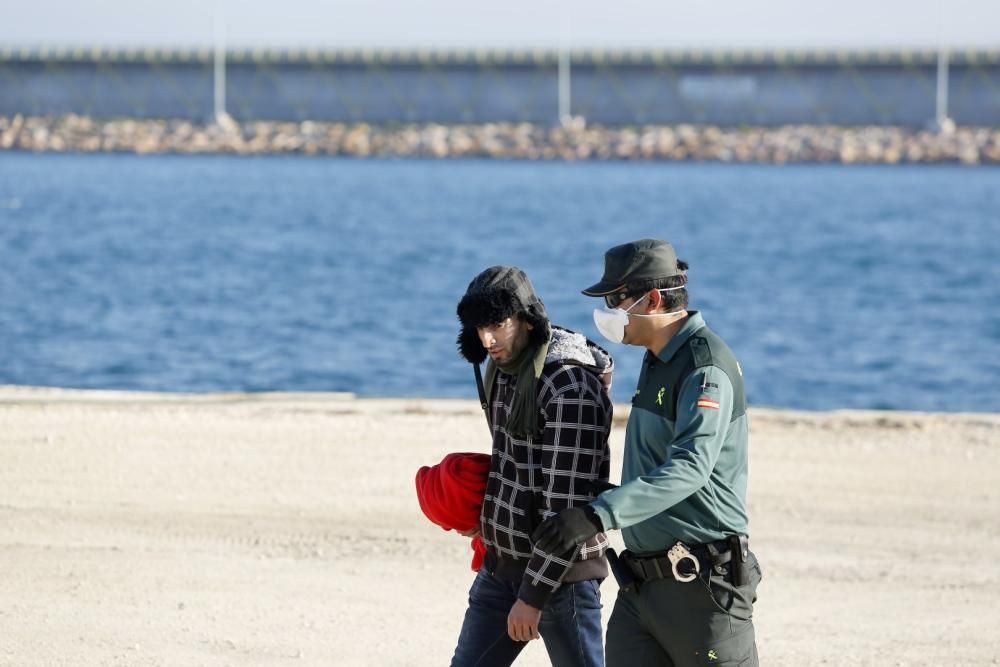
[456,266,551,364]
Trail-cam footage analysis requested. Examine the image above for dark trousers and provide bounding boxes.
[450,568,605,667]
[606,550,762,667]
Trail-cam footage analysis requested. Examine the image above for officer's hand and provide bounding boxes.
[507,599,541,642]
[531,506,604,554]
[584,480,619,495]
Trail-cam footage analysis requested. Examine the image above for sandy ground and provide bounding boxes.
[0,386,998,667]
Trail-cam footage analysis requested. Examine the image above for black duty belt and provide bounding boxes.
[620,535,750,587]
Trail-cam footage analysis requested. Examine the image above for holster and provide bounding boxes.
[605,548,638,594]
[728,534,749,586]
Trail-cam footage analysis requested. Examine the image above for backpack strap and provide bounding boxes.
[473,364,493,433]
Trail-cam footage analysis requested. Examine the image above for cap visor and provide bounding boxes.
[581,280,626,297]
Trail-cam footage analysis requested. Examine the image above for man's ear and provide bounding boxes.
[646,289,662,312]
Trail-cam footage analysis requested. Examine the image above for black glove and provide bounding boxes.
[532,506,604,554]
[584,480,619,495]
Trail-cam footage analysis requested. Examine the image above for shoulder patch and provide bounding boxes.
[696,396,720,410]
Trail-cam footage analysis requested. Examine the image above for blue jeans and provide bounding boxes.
[450,569,604,667]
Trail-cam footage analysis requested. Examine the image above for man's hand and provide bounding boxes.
[584,479,619,495]
[456,527,480,538]
[507,599,541,642]
[531,506,604,554]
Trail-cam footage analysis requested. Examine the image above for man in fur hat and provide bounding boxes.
[449,265,614,667]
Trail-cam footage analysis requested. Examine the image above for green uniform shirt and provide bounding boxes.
[592,311,750,553]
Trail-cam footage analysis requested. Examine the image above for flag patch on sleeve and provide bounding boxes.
[696,396,720,410]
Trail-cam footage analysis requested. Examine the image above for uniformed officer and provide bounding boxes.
[533,239,762,667]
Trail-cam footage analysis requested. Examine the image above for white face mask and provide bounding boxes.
[592,287,686,344]
[593,296,648,344]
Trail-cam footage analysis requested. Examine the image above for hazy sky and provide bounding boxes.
[4,0,1000,50]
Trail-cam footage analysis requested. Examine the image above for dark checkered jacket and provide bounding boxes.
[478,328,614,608]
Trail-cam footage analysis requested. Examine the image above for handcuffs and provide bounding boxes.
[666,541,701,582]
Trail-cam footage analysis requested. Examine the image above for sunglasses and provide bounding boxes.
[604,291,634,308]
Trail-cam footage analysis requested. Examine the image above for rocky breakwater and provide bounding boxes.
[2,114,998,164]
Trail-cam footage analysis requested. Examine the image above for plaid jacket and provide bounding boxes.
[479,329,613,608]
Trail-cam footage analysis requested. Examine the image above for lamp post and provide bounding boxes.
[213,0,227,123]
[558,2,572,127]
[934,47,952,133]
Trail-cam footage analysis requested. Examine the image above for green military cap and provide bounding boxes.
[582,239,682,296]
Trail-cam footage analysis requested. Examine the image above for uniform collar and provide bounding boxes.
[653,310,705,363]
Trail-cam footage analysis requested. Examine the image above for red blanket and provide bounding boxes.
[415,452,491,571]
